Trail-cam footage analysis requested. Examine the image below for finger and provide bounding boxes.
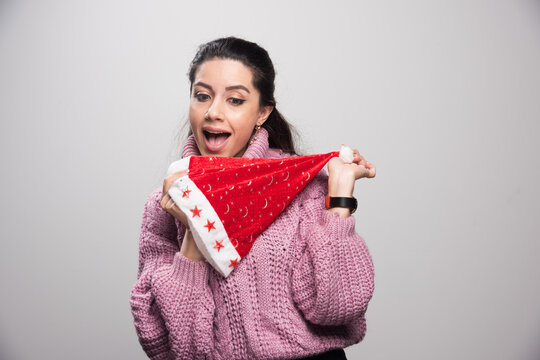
[353,161,376,179]
[360,158,367,167]
[166,197,177,210]
[162,179,171,194]
[353,154,366,168]
[171,170,187,180]
[162,195,173,210]
[354,152,366,166]
[163,171,187,193]
[353,155,363,165]
[367,164,376,178]
[160,194,170,209]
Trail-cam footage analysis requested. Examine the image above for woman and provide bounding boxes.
[130,37,376,360]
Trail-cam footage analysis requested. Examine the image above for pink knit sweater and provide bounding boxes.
[130,129,375,360]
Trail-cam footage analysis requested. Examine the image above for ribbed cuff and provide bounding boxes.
[170,251,210,286]
[310,210,357,251]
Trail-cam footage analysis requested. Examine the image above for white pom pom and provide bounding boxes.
[166,157,191,177]
[339,144,354,163]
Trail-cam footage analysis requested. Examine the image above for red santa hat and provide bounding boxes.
[166,145,354,277]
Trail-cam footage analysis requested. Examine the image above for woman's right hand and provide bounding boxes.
[161,171,189,225]
[160,171,205,262]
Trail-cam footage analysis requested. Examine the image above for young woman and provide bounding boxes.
[130,37,376,360]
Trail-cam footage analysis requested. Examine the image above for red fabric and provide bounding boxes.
[186,152,339,259]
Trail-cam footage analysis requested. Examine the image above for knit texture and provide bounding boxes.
[130,129,375,360]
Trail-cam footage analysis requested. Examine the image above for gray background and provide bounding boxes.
[1,0,539,359]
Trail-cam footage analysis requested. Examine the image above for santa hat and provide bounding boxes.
[166,145,353,277]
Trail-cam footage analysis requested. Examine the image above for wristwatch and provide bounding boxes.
[325,196,357,214]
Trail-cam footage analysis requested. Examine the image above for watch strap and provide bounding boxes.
[325,196,357,214]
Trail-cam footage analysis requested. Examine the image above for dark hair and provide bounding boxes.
[187,36,297,154]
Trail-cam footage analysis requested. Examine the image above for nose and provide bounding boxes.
[205,99,224,121]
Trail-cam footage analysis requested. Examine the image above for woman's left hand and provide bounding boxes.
[327,149,376,216]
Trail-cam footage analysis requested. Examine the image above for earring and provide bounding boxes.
[249,124,262,145]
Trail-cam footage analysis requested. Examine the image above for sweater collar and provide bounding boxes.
[181,128,270,159]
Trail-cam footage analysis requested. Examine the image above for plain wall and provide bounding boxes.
[1,0,539,359]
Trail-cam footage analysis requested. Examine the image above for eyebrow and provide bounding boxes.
[193,81,251,94]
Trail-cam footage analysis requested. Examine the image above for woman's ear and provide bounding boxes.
[257,105,274,126]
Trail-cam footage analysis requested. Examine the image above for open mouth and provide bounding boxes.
[203,129,231,149]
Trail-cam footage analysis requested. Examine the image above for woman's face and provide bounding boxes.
[189,58,273,157]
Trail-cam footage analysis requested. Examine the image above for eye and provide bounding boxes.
[229,97,245,106]
[194,93,210,102]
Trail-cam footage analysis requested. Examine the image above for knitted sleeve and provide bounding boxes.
[290,174,375,326]
[130,188,215,360]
